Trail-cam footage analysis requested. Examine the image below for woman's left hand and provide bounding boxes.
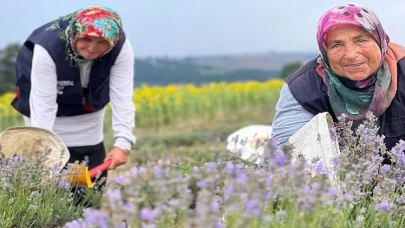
[104,147,130,170]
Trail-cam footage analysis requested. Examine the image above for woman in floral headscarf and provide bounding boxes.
[271,3,405,151]
[12,5,135,198]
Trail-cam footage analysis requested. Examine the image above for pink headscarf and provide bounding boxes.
[314,4,405,122]
[316,3,389,68]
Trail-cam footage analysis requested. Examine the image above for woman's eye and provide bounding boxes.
[331,43,341,49]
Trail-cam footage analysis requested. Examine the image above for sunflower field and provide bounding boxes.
[0,79,284,130]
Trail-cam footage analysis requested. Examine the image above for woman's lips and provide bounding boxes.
[344,63,365,68]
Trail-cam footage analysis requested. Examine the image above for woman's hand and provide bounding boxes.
[104,147,130,170]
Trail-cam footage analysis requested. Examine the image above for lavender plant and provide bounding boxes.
[0,152,102,227]
[65,112,405,227]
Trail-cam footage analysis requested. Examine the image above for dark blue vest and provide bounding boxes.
[11,19,126,117]
[286,57,405,151]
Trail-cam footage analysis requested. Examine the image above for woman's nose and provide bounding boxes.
[87,43,97,52]
[343,44,360,59]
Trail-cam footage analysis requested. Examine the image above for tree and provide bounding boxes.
[0,43,21,94]
[280,61,302,79]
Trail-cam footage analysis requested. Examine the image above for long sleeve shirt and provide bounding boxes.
[271,83,314,145]
[23,39,136,150]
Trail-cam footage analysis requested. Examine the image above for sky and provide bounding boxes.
[1,1,404,58]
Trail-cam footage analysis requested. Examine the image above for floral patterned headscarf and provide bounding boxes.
[317,4,389,67]
[48,5,123,65]
[315,3,404,122]
[69,6,122,57]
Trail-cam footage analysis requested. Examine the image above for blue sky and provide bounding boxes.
[2,1,404,57]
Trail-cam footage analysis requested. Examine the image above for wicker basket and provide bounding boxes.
[0,126,70,173]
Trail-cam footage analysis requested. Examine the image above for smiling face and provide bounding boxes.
[75,37,110,60]
[325,25,382,81]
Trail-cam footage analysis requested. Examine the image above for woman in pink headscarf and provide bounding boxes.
[271,4,405,152]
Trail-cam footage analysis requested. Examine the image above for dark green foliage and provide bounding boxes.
[280,61,303,79]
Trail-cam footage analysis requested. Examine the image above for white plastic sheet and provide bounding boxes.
[226,112,341,186]
[226,124,272,164]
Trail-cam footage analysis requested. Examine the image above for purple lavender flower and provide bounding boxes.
[154,166,164,178]
[196,180,208,188]
[82,209,108,228]
[299,185,316,207]
[244,199,261,217]
[331,156,340,171]
[264,192,272,201]
[343,193,354,201]
[224,185,234,201]
[225,162,234,174]
[57,178,71,189]
[351,136,357,142]
[106,188,122,201]
[141,223,157,228]
[130,167,138,175]
[138,167,147,176]
[115,175,131,185]
[52,162,62,172]
[374,200,394,213]
[121,202,136,213]
[265,175,272,187]
[395,198,405,205]
[324,188,339,198]
[233,164,243,176]
[236,173,247,184]
[205,162,217,170]
[313,160,331,175]
[395,175,405,186]
[380,165,391,177]
[269,139,279,148]
[211,200,220,212]
[64,220,87,228]
[329,127,338,140]
[272,153,286,167]
[389,142,405,167]
[8,156,22,166]
[139,207,159,221]
[235,163,245,170]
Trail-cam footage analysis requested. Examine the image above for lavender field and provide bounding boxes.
[3,109,405,227]
[62,113,405,227]
[1,83,405,227]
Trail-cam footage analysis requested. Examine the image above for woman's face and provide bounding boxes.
[75,37,110,60]
[325,25,381,81]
